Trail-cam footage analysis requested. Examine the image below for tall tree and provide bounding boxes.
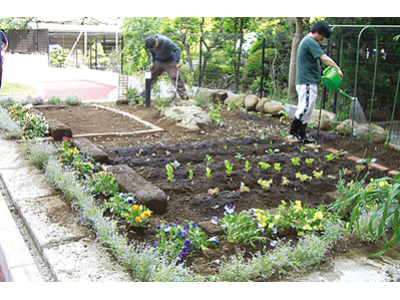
[288,17,309,100]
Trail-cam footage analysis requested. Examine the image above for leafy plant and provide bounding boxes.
[305,158,315,165]
[258,178,273,190]
[206,167,212,179]
[296,172,312,182]
[238,182,250,193]
[102,193,152,228]
[154,222,219,262]
[220,206,270,247]
[274,163,281,172]
[87,172,119,197]
[313,170,324,180]
[325,153,338,162]
[344,175,400,258]
[291,157,301,166]
[205,154,214,164]
[166,164,174,181]
[259,162,271,170]
[244,161,251,172]
[188,169,194,181]
[224,160,234,176]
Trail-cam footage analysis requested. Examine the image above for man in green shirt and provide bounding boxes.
[289,21,343,143]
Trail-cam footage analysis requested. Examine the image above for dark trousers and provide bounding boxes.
[151,60,187,98]
[0,58,3,90]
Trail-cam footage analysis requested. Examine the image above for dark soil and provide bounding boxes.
[36,102,400,279]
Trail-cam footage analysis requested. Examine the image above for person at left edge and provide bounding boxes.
[145,34,189,100]
[0,29,8,91]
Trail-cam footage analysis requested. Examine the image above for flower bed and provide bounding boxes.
[3,99,400,281]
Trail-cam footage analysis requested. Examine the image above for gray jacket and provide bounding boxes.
[149,34,181,65]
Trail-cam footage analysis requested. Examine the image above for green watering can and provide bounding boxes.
[321,66,354,100]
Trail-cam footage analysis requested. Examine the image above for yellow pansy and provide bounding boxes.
[274,215,281,221]
[268,223,275,229]
[303,224,312,231]
[135,217,142,223]
[142,211,151,218]
[132,205,139,211]
[313,211,324,220]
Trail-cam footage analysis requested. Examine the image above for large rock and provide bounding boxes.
[369,124,387,143]
[224,94,246,107]
[72,138,110,164]
[337,119,358,136]
[105,165,168,215]
[213,90,228,104]
[310,109,339,131]
[255,97,271,113]
[196,88,214,101]
[244,94,259,111]
[161,106,213,131]
[47,119,72,141]
[264,102,285,116]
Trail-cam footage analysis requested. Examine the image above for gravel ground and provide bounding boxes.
[0,179,56,282]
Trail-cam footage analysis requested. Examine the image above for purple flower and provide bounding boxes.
[270,241,277,247]
[156,222,161,230]
[126,197,134,204]
[224,204,235,215]
[208,237,220,246]
[211,217,220,225]
[153,240,158,248]
[178,230,188,239]
[184,239,192,248]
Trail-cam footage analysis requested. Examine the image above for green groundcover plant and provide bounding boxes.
[335,173,400,258]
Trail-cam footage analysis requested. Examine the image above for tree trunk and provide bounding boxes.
[288,17,304,101]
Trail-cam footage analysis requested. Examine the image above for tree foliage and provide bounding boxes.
[0,18,35,31]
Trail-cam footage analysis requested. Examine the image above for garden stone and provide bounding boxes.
[198,221,224,237]
[116,99,130,105]
[161,106,213,131]
[310,109,338,131]
[369,124,387,143]
[72,138,110,164]
[213,90,228,104]
[263,102,285,116]
[255,97,271,113]
[105,165,168,215]
[244,94,259,111]
[337,119,358,136]
[225,93,246,106]
[47,119,72,141]
[196,88,214,100]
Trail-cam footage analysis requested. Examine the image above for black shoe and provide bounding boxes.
[182,95,189,100]
[289,118,302,136]
[299,123,316,144]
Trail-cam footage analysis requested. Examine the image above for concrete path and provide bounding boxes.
[0,137,133,282]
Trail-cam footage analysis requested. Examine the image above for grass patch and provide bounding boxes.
[0,82,37,96]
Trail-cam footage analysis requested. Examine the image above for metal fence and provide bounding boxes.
[5,29,49,54]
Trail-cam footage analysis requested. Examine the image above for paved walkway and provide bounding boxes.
[2,54,120,102]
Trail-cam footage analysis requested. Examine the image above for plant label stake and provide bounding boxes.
[145,70,152,108]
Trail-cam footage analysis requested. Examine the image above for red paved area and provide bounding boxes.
[40,80,116,101]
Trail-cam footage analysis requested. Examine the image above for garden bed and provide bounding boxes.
[34,102,400,279]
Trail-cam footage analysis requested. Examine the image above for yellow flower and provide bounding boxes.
[261,216,267,224]
[378,180,388,188]
[268,223,275,229]
[135,217,142,223]
[294,201,302,214]
[132,205,139,211]
[313,211,324,221]
[142,210,151,218]
[274,215,281,221]
[303,224,312,231]
[259,223,267,228]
